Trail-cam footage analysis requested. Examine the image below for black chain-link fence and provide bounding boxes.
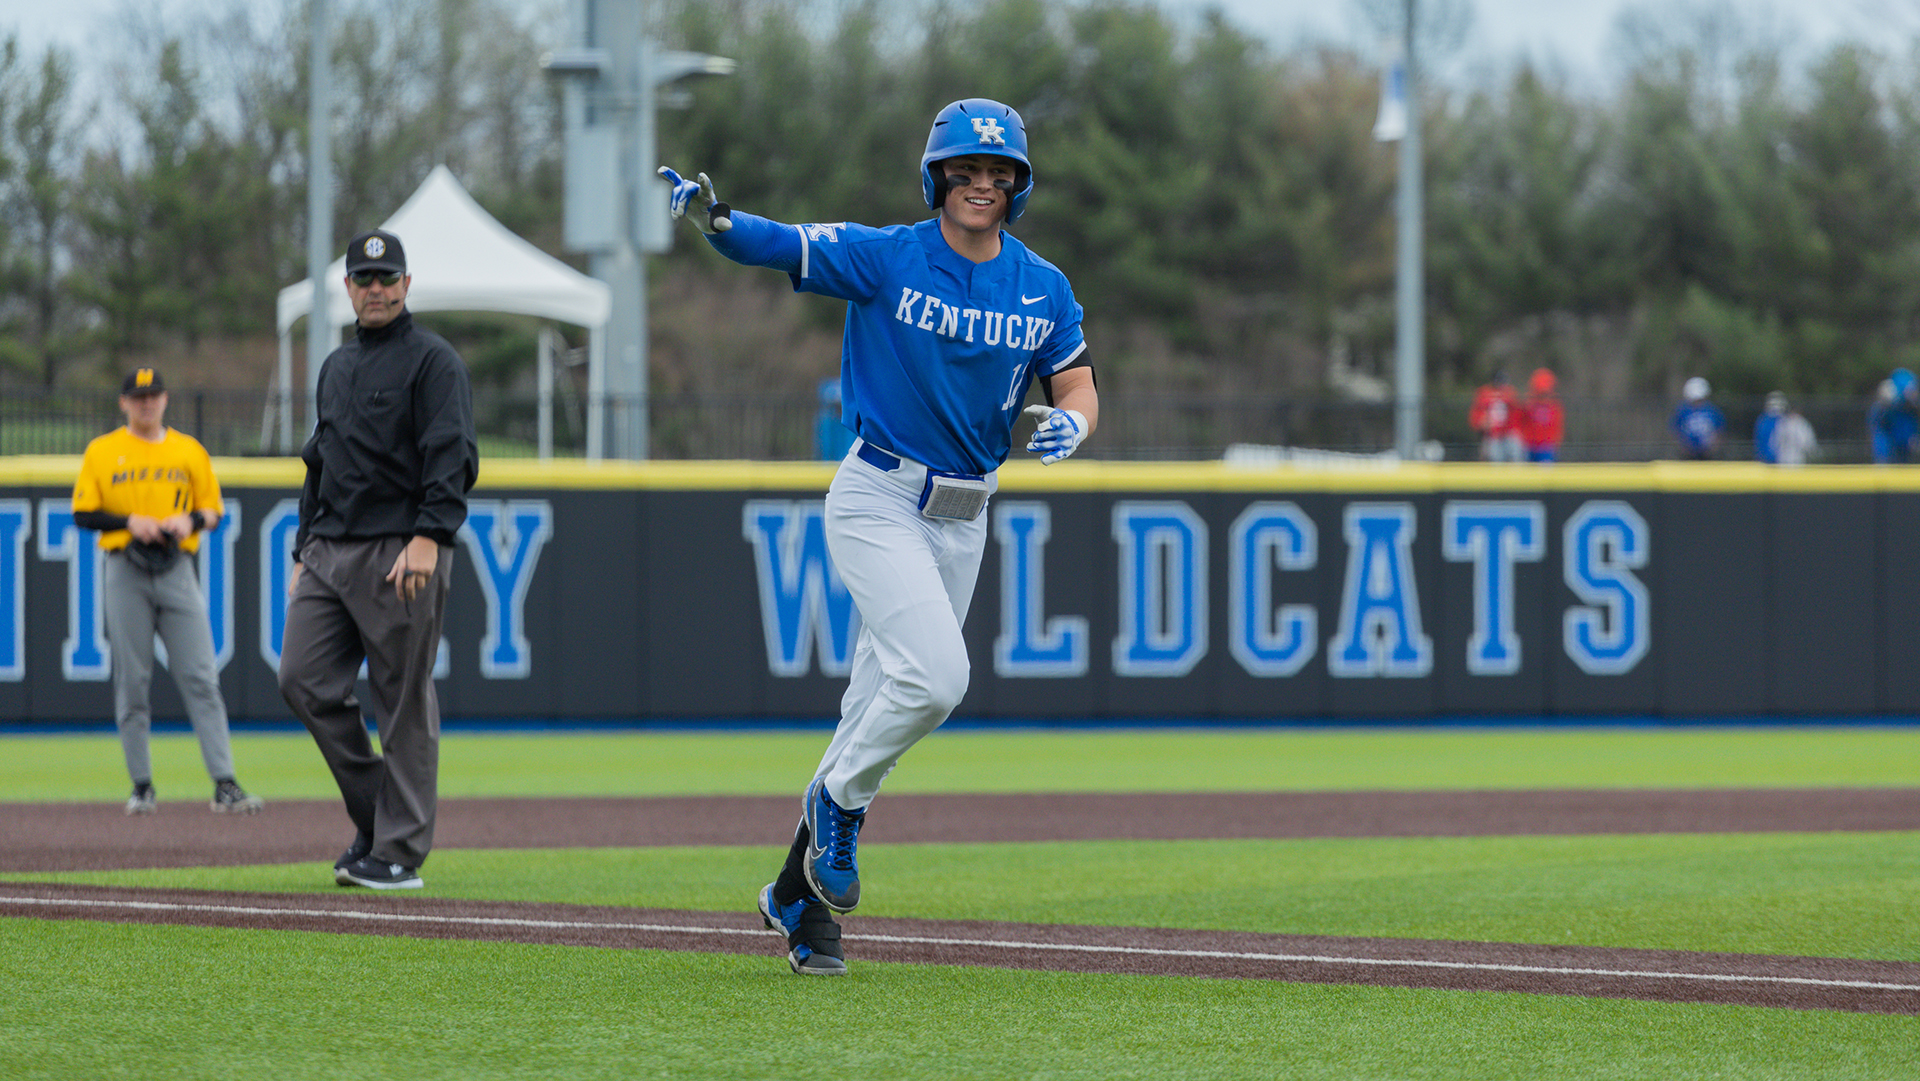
[0,387,1887,463]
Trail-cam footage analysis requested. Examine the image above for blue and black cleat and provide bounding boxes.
[759,882,848,976]
[801,778,866,913]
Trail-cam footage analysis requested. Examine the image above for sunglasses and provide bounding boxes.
[349,270,403,287]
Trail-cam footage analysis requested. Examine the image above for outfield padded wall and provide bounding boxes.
[1,457,1915,724]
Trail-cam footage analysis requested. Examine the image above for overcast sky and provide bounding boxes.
[0,0,1905,91]
[1196,0,1901,74]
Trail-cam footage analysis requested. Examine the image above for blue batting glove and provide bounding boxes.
[1023,405,1088,465]
[656,167,731,234]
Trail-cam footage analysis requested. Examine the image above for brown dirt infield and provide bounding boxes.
[8,788,1918,873]
[4,789,1917,1014]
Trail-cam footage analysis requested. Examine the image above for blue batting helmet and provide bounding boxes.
[921,98,1033,222]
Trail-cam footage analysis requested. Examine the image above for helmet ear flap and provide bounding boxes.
[1006,160,1032,220]
[926,164,963,210]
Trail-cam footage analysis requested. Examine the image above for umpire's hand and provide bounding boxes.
[386,536,440,604]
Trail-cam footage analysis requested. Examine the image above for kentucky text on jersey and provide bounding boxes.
[892,287,1056,351]
[705,212,1086,475]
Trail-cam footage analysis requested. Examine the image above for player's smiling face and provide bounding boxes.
[940,154,1018,231]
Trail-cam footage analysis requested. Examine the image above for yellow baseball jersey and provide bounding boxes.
[71,427,224,553]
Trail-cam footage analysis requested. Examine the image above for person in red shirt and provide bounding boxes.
[1518,367,1564,463]
[1468,370,1523,461]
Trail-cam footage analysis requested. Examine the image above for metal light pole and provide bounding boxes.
[303,0,334,444]
[548,0,732,460]
[1392,0,1425,460]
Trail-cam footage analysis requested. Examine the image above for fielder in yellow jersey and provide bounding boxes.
[72,429,223,554]
[71,368,263,817]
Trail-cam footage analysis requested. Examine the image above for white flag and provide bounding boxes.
[1373,49,1407,142]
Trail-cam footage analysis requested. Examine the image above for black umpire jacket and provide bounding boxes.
[295,309,478,558]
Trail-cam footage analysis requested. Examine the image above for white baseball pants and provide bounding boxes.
[812,441,994,810]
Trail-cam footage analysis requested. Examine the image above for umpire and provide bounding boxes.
[279,228,477,890]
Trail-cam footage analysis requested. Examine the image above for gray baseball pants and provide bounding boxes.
[103,550,235,786]
[278,535,451,869]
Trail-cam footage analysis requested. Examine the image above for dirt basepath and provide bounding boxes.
[5,788,1917,872]
[5,789,1917,1014]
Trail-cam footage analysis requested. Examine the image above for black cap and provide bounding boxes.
[121,367,165,397]
[345,229,407,274]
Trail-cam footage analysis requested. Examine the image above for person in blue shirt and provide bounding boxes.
[660,98,1098,976]
[1672,376,1724,460]
[1869,380,1897,463]
[1871,368,1918,464]
[814,377,856,461]
[1754,391,1783,465]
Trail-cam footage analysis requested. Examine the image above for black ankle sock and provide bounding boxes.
[772,821,815,906]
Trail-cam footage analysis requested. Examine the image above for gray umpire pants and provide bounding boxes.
[103,551,235,785]
[278,535,452,869]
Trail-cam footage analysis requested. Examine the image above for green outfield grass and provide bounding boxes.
[6,726,1920,802]
[4,728,1917,1079]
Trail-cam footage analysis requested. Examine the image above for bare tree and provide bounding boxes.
[6,43,83,385]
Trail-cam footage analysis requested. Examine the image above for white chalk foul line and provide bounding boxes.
[856,931,1920,993]
[5,895,1917,995]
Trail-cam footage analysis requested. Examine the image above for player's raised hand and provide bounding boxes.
[1023,405,1087,465]
[656,167,732,234]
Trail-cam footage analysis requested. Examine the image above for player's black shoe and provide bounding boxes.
[802,779,865,913]
[758,882,847,975]
[124,782,156,816]
[210,779,264,815]
[335,856,423,890]
[334,830,374,870]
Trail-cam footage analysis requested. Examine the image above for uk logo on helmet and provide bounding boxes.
[972,117,1006,145]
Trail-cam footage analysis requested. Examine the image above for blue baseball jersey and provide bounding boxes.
[710,214,1086,475]
[1671,401,1724,452]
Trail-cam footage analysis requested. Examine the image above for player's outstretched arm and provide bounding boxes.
[1024,367,1098,466]
[656,166,801,274]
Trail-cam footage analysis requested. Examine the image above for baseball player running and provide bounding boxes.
[661,97,1098,975]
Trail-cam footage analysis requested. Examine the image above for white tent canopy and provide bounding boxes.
[276,164,610,332]
[271,165,610,456]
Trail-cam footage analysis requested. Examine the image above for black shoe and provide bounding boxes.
[124,783,157,816]
[334,855,423,890]
[210,779,264,815]
[334,831,374,870]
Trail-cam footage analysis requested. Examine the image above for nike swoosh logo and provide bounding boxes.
[805,808,826,862]
[1021,294,1046,305]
